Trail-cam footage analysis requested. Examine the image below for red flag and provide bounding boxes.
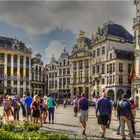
[130,65,134,81]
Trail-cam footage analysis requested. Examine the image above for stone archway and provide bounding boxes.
[107,90,114,99]
[117,89,124,99]
[136,96,139,107]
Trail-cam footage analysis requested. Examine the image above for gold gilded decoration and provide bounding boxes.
[79,30,85,37]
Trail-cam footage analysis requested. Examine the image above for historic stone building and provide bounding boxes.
[70,32,92,100]
[47,56,58,98]
[58,48,71,99]
[0,36,32,96]
[91,21,134,100]
[31,53,46,97]
[131,0,140,107]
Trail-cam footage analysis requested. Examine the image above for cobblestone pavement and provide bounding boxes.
[41,105,140,140]
[0,106,140,140]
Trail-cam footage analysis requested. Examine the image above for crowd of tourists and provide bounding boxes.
[2,93,58,127]
[74,92,136,140]
[1,91,137,140]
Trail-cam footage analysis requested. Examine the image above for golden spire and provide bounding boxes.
[79,30,85,37]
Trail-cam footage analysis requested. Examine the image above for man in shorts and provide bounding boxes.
[78,93,89,135]
[96,92,112,138]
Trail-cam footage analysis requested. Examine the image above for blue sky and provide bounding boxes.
[0,1,135,64]
[0,21,76,64]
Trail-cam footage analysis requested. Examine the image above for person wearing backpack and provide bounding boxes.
[117,93,134,140]
[78,93,89,135]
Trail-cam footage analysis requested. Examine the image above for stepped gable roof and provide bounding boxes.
[94,21,134,44]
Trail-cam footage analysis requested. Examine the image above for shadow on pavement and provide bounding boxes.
[43,126,75,134]
[54,122,80,128]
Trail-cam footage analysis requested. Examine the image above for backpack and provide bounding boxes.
[119,99,132,118]
[80,98,89,111]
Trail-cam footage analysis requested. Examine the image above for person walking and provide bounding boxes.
[116,97,122,135]
[117,93,134,140]
[96,92,112,138]
[24,93,33,121]
[78,93,89,135]
[129,97,136,136]
[20,94,26,118]
[3,96,12,120]
[31,95,40,125]
[63,98,67,109]
[11,97,20,120]
[73,96,78,117]
[47,94,58,124]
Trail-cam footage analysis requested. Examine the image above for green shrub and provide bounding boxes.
[0,129,69,140]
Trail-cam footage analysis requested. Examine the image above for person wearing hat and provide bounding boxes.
[117,93,134,140]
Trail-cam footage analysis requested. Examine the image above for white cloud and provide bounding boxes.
[0,1,135,36]
[45,40,65,63]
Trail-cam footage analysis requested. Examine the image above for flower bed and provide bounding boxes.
[0,120,68,140]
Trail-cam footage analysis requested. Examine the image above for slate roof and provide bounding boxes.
[115,49,134,60]
[0,36,31,51]
[107,23,133,43]
[94,21,134,44]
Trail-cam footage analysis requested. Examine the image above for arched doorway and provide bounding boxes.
[136,96,139,107]
[126,89,131,99]
[117,89,124,99]
[107,90,114,99]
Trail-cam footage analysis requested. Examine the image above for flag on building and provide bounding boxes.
[130,64,135,81]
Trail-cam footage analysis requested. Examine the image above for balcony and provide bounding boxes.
[133,16,140,27]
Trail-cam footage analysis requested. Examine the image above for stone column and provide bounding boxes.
[17,55,20,95]
[23,56,26,94]
[4,54,7,95]
[11,55,14,94]
[29,57,31,93]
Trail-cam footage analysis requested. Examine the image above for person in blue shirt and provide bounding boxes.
[24,93,33,120]
[96,92,112,138]
[47,94,58,124]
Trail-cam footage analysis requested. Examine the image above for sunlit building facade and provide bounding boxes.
[58,48,71,99]
[70,32,92,100]
[91,21,134,100]
[0,36,31,96]
[31,53,46,97]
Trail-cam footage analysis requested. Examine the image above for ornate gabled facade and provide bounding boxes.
[57,48,71,100]
[91,21,134,100]
[131,0,140,107]
[48,55,58,98]
[0,36,32,96]
[31,53,46,97]
[70,32,92,100]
